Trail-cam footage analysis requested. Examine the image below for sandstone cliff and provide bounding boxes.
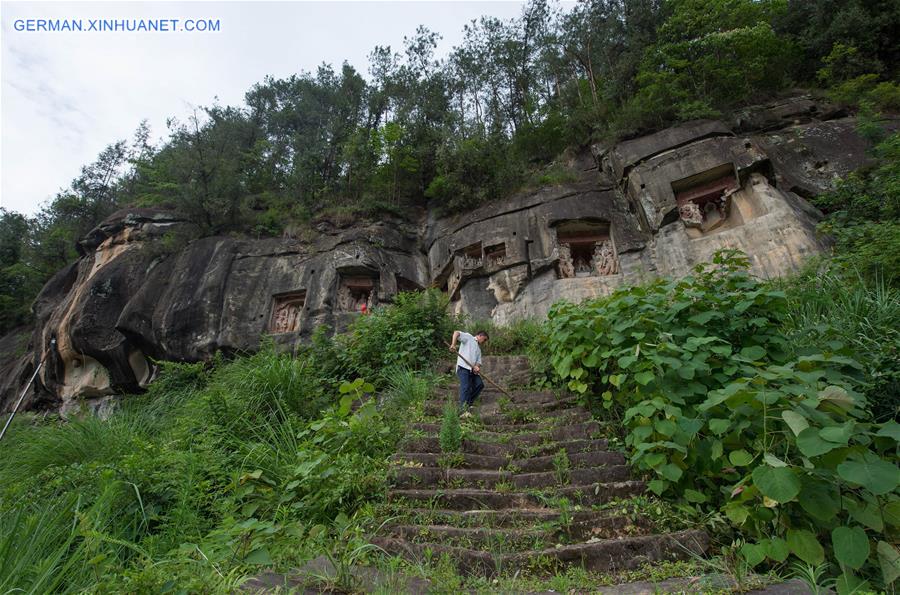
[1,96,889,414]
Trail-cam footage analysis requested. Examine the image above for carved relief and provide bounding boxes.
[270,291,306,333]
[592,239,619,275]
[679,202,704,228]
[337,276,376,312]
[558,243,575,278]
[484,243,506,265]
[674,164,737,233]
[555,220,619,278]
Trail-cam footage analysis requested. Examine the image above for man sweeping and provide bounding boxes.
[449,329,489,414]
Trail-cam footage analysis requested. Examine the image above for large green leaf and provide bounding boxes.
[884,500,900,528]
[729,449,753,467]
[797,426,837,457]
[709,418,731,435]
[660,463,683,481]
[781,410,809,436]
[752,466,800,503]
[876,421,900,442]
[832,526,869,570]
[798,479,840,521]
[820,421,854,445]
[877,541,900,584]
[787,529,825,565]
[741,542,766,567]
[764,537,790,562]
[837,453,900,495]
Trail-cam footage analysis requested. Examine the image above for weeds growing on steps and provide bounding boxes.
[439,402,462,453]
[0,292,449,592]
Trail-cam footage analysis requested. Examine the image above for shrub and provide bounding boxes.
[548,250,900,589]
[341,289,457,380]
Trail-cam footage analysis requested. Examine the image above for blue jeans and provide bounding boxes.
[457,366,484,408]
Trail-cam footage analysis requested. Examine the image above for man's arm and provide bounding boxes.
[449,330,461,352]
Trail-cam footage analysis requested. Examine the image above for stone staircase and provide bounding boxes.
[372,356,709,578]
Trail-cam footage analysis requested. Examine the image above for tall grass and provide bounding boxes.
[781,270,900,420]
[0,308,442,590]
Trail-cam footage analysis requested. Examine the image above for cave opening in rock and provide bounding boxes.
[337,275,377,312]
[554,220,619,278]
[672,163,737,232]
[270,291,307,333]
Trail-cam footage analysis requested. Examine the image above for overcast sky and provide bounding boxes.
[1,1,532,215]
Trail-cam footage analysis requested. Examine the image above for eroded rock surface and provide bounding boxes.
[3,96,890,413]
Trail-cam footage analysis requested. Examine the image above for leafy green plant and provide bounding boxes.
[552,449,571,484]
[439,403,462,454]
[341,290,458,380]
[548,250,900,589]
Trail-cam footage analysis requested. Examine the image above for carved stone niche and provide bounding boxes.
[270,291,306,334]
[484,242,506,265]
[461,242,483,269]
[673,163,738,234]
[554,220,619,278]
[337,275,377,313]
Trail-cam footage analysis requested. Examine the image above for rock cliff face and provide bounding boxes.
[0,96,888,414]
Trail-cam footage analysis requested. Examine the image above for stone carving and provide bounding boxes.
[679,202,704,227]
[558,243,575,278]
[337,278,376,312]
[592,240,619,275]
[270,293,305,333]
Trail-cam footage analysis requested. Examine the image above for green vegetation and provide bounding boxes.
[548,244,899,589]
[439,402,462,453]
[3,0,899,336]
[0,292,450,591]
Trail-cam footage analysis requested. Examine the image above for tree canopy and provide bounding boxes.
[2,0,898,335]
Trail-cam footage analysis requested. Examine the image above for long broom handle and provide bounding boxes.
[0,338,54,443]
[446,341,513,399]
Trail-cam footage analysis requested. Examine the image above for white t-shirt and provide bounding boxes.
[456,331,482,371]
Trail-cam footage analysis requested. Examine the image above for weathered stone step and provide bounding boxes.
[384,514,649,551]
[399,436,609,458]
[433,389,559,405]
[414,409,587,433]
[468,420,599,445]
[391,449,626,472]
[388,481,645,510]
[390,465,632,490]
[372,529,708,577]
[396,507,649,534]
[424,395,581,416]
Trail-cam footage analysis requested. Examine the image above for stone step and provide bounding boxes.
[383,514,650,551]
[468,420,599,445]
[399,436,609,459]
[390,449,626,472]
[424,395,581,417]
[413,409,587,433]
[387,481,645,510]
[390,465,632,490]
[396,507,648,533]
[434,389,559,405]
[372,529,709,577]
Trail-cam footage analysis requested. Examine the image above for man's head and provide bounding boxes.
[475,330,489,344]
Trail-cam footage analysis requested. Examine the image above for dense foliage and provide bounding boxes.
[3,0,899,336]
[0,293,450,591]
[812,132,900,284]
[548,251,899,590]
